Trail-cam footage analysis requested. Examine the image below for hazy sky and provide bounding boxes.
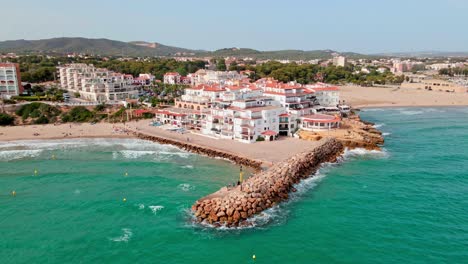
[2,0,468,53]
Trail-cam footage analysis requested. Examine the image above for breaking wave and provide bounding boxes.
[149,205,164,215]
[178,183,195,192]
[399,110,424,116]
[373,123,385,129]
[114,150,158,159]
[342,147,389,160]
[109,228,133,242]
[0,149,43,161]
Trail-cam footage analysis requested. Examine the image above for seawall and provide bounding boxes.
[191,138,345,227]
[134,132,263,171]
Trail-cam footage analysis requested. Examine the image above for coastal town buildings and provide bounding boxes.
[145,71,344,143]
[58,63,138,102]
[0,63,23,98]
[202,97,287,143]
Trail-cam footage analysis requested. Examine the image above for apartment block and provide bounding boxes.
[58,64,138,102]
[0,63,23,97]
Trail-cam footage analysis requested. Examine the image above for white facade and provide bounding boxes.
[191,70,243,85]
[163,72,181,84]
[312,87,340,107]
[260,80,318,117]
[0,63,22,97]
[202,98,286,143]
[58,64,138,102]
[333,56,347,67]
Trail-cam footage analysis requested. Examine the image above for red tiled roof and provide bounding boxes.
[164,72,180,76]
[261,130,278,136]
[133,109,151,115]
[302,114,341,123]
[312,86,339,91]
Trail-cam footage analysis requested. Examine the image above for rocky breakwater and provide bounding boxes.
[134,132,263,171]
[191,139,344,227]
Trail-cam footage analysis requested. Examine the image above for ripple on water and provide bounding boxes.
[109,228,132,243]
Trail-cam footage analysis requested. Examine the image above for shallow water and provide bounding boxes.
[1,107,468,263]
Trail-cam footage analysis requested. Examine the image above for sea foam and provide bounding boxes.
[110,228,133,242]
[0,149,43,161]
[149,205,164,215]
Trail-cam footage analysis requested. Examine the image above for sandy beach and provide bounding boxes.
[0,120,321,165]
[0,123,132,141]
[340,85,468,108]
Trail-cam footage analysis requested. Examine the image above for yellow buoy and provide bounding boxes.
[123,198,127,202]
[252,254,256,260]
[11,190,16,197]
[124,172,128,177]
[52,154,56,160]
[34,169,38,176]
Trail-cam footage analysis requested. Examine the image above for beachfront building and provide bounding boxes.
[278,113,298,136]
[0,63,23,98]
[304,83,340,107]
[58,63,138,102]
[259,79,319,117]
[300,114,341,131]
[202,97,287,143]
[174,84,226,111]
[153,108,189,126]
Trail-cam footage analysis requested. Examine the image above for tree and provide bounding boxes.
[216,59,227,71]
[0,113,15,126]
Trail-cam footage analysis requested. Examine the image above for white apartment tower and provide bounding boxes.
[0,63,23,98]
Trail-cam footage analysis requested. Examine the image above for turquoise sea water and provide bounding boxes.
[1,107,468,263]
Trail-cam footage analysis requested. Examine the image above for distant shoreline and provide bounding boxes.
[356,104,468,109]
[340,85,468,109]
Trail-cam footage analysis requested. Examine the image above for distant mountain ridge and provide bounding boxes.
[374,51,468,58]
[0,38,195,57]
[0,37,374,59]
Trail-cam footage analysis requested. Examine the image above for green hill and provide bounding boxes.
[0,37,373,59]
[0,37,195,57]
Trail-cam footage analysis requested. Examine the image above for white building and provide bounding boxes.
[58,64,138,102]
[191,69,243,85]
[305,83,340,107]
[163,72,181,84]
[203,97,287,143]
[333,56,347,67]
[134,73,155,85]
[259,79,318,117]
[0,63,22,98]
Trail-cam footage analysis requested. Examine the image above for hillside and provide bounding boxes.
[0,38,194,57]
[0,37,373,59]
